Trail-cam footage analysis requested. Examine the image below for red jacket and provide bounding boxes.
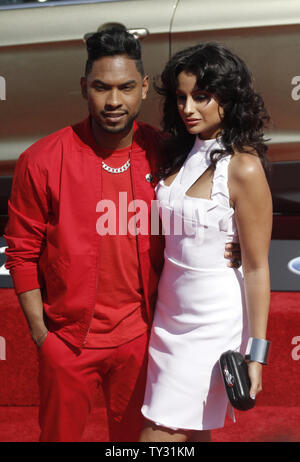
[4,118,165,348]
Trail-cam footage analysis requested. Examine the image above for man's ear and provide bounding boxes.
[80,76,88,100]
[141,75,150,100]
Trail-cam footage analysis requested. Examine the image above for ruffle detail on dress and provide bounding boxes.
[218,208,235,233]
[211,156,231,208]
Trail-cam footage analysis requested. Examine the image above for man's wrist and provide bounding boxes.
[30,327,48,347]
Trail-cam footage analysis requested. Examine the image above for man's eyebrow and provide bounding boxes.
[119,80,137,87]
[91,79,110,87]
[91,79,137,87]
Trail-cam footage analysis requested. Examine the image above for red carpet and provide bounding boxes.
[1,405,299,442]
[0,289,299,442]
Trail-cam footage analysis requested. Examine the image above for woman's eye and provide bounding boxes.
[194,93,210,102]
[176,93,211,104]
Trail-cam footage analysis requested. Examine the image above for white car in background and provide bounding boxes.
[0,0,299,253]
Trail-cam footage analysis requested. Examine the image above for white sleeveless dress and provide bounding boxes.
[141,136,249,431]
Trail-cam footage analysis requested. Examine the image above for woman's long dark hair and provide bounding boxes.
[156,42,270,178]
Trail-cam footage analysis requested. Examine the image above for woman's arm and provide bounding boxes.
[229,152,273,398]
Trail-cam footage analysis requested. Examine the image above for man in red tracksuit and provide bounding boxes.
[4,27,239,442]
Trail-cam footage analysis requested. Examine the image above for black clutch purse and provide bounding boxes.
[219,350,255,411]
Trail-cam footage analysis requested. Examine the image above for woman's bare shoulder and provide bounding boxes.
[229,149,265,184]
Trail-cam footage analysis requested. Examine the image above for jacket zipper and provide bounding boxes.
[129,149,151,325]
[81,158,102,346]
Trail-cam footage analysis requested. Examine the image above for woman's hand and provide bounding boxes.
[248,361,263,400]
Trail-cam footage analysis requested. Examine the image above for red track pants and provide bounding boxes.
[38,331,149,442]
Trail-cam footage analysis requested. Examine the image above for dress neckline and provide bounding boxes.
[158,136,224,191]
[187,136,222,164]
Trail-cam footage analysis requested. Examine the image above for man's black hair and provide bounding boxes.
[85,26,145,77]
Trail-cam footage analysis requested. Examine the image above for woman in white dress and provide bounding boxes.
[139,43,272,442]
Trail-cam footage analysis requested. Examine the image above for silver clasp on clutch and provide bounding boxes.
[223,366,235,387]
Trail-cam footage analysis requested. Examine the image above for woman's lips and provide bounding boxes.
[185,118,201,126]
